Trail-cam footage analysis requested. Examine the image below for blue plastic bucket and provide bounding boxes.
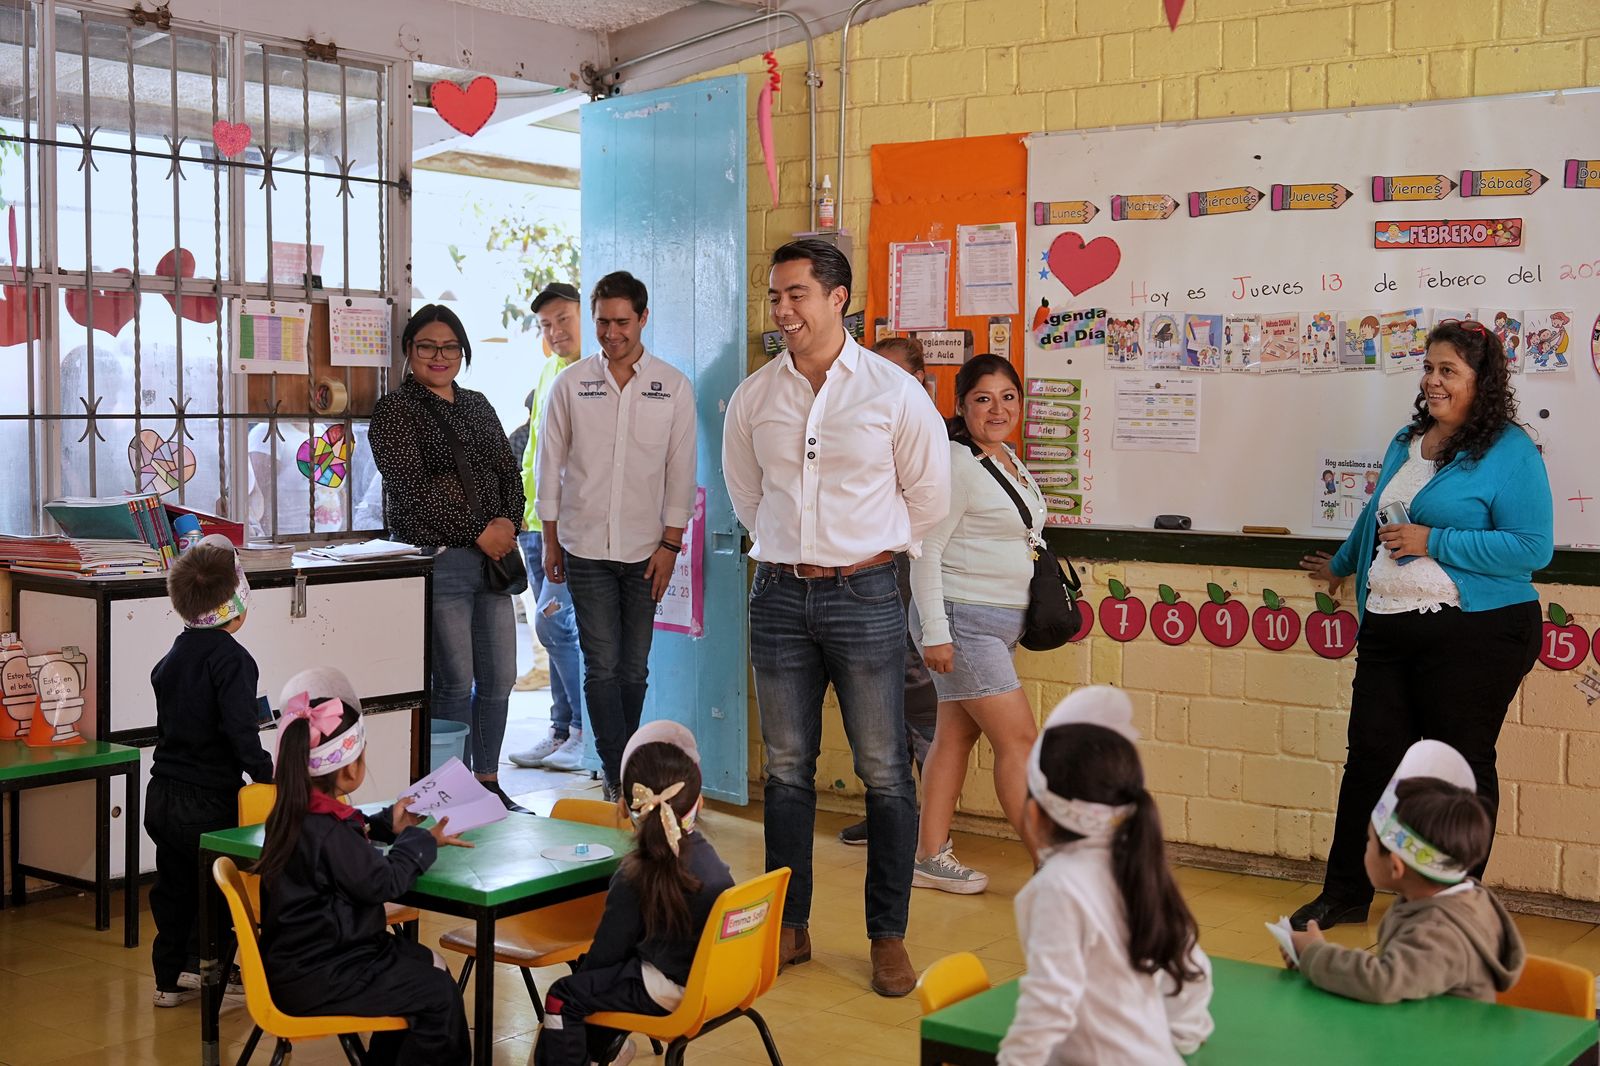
[429,719,471,773]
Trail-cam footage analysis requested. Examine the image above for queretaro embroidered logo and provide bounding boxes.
[577,379,606,398]
[640,381,671,399]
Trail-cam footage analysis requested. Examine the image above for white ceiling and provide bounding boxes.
[449,0,704,34]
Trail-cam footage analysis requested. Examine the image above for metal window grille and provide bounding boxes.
[0,0,406,540]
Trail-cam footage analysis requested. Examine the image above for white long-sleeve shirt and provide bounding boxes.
[535,349,697,564]
[721,334,950,566]
[911,441,1047,646]
[999,840,1214,1066]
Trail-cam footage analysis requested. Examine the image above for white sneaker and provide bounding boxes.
[178,967,244,995]
[541,732,587,772]
[911,842,989,894]
[588,1036,636,1066]
[509,728,563,768]
[153,986,200,1007]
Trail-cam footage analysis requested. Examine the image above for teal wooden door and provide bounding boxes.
[580,76,749,802]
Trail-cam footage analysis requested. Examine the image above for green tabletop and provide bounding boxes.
[202,813,633,907]
[922,957,1598,1065]
[0,739,140,782]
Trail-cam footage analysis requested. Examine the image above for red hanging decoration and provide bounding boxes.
[1164,0,1187,30]
[757,51,781,205]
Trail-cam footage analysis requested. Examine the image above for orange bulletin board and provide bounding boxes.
[865,134,1028,421]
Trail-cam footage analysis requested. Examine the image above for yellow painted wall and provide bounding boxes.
[695,0,1600,900]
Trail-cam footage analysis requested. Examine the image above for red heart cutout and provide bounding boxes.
[156,247,219,324]
[432,77,498,136]
[65,268,137,336]
[0,284,41,347]
[212,120,252,159]
[1047,231,1122,296]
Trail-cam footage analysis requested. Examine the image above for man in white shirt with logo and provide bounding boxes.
[536,271,697,799]
[723,239,950,997]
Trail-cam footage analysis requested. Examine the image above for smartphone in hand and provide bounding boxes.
[1377,501,1416,565]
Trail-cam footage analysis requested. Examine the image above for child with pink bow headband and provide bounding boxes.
[253,667,473,1065]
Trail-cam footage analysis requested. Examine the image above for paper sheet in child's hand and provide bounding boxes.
[1266,916,1298,966]
[398,757,507,835]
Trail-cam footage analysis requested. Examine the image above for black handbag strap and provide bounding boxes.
[970,443,1082,594]
[420,400,485,521]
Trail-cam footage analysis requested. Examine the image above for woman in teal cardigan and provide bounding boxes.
[1292,319,1552,932]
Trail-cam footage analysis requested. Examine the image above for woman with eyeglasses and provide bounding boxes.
[370,304,530,813]
[1291,319,1551,932]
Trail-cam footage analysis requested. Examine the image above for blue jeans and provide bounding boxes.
[519,531,584,739]
[431,546,518,774]
[749,561,917,940]
[563,552,657,786]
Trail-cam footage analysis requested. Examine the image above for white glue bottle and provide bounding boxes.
[818,175,835,230]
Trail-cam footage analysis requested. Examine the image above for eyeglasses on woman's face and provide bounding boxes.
[411,341,465,361]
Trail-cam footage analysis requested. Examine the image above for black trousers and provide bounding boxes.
[534,958,669,1066]
[145,777,238,989]
[1322,601,1541,902]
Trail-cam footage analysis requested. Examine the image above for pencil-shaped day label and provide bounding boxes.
[1459,169,1546,197]
[1371,174,1456,202]
[1025,442,1077,463]
[1564,160,1600,190]
[1270,183,1350,210]
[1033,200,1099,225]
[1188,186,1261,217]
[1110,194,1178,221]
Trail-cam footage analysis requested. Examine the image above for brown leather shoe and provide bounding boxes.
[870,937,916,997]
[779,926,811,969]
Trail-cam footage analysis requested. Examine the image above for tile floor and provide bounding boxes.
[4,789,1600,1066]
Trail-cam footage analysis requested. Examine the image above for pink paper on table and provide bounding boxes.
[398,756,507,834]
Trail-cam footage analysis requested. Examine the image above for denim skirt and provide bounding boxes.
[911,599,1027,702]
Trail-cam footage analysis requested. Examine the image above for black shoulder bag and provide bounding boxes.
[421,402,528,597]
[973,446,1083,650]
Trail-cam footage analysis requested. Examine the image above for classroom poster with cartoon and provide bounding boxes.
[1379,308,1426,373]
[1301,311,1339,373]
[1221,313,1260,372]
[1314,453,1384,529]
[1259,313,1301,373]
[1183,313,1223,371]
[1340,310,1381,368]
[1106,314,1143,368]
[1478,307,1524,371]
[1143,312,1182,369]
[1524,309,1575,373]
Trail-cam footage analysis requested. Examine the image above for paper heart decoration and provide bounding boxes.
[129,428,197,495]
[0,285,41,347]
[1164,0,1187,30]
[297,424,351,488]
[1047,231,1122,296]
[432,77,498,136]
[65,269,137,336]
[156,247,220,324]
[212,120,252,158]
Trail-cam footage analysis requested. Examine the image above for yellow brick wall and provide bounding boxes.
[697,0,1600,899]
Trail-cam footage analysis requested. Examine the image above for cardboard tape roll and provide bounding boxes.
[309,377,349,415]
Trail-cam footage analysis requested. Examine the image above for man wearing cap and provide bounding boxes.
[508,283,589,774]
[723,239,950,997]
[537,271,698,800]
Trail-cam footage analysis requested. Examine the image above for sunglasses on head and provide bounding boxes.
[1435,318,1489,335]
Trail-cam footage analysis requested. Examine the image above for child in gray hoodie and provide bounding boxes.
[1286,739,1525,1004]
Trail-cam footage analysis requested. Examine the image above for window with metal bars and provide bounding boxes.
[0,0,404,541]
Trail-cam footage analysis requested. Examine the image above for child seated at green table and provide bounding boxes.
[534,720,735,1066]
[1288,739,1526,1004]
[255,667,474,1065]
[999,687,1213,1066]
[147,535,274,1007]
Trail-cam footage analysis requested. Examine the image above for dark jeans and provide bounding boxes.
[431,546,518,774]
[896,553,938,764]
[534,958,668,1065]
[1323,601,1542,902]
[145,777,237,988]
[564,552,657,786]
[749,561,917,940]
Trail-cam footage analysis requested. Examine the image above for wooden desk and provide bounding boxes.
[920,957,1599,1065]
[0,739,141,946]
[199,813,633,1066]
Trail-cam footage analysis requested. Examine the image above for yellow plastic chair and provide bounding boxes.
[213,856,407,1065]
[439,797,630,1014]
[238,783,421,938]
[1497,954,1596,1019]
[588,867,792,1066]
[915,951,992,1015]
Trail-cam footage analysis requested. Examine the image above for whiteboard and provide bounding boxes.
[1024,91,1600,545]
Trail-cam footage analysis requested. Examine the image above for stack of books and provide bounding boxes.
[0,534,165,578]
[45,494,180,568]
[237,542,296,571]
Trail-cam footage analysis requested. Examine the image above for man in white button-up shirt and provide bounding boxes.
[536,271,698,796]
[723,240,950,997]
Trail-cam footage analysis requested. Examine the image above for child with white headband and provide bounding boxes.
[254,667,473,1065]
[147,534,273,1007]
[1287,739,1525,1003]
[999,687,1213,1066]
[534,720,733,1066]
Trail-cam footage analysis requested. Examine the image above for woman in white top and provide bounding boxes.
[909,354,1047,894]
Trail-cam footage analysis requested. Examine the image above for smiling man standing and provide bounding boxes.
[723,239,950,997]
[536,271,697,798]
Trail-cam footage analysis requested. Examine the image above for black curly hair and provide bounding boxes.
[1405,320,1519,469]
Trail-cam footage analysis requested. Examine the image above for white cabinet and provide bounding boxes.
[10,558,432,879]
